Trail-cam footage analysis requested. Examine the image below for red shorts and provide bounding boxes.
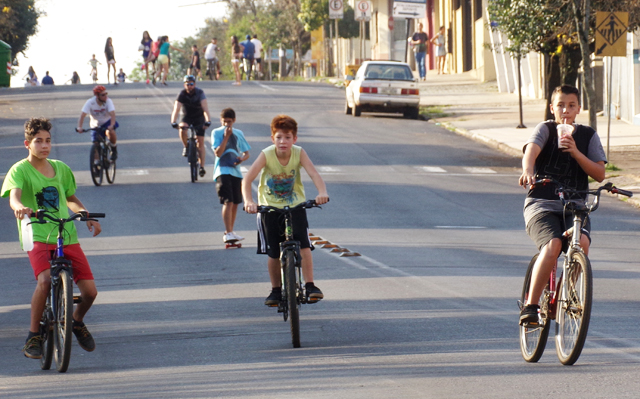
[28,242,94,283]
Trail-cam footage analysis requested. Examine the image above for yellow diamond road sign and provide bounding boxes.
[595,11,628,57]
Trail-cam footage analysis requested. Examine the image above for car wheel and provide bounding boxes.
[345,100,352,115]
[404,107,419,119]
[353,105,361,117]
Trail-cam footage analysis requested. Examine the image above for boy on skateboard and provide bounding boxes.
[212,108,251,244]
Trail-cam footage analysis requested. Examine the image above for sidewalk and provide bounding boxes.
[417,71,640,206]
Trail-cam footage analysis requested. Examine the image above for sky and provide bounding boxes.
[11,0,228,87]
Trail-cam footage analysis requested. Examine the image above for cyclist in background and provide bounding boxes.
[1,117,102,359]
[76,85,118,161]
[204,38,220,80]
[170,75,212,177]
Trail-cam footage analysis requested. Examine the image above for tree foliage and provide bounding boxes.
[0,0,41,61]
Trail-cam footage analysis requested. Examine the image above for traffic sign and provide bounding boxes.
[355,0,372,21]
[393,0,426,19]
[329,0,343,20]
[595,11,628,57]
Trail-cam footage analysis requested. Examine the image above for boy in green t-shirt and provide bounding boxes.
[242,115,329,306]
[1,118,103,359]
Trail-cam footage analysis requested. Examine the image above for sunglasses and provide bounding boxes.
[185,82,195,86]
[99,93,108,97]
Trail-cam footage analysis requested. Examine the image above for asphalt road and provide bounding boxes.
[1,81,640,398]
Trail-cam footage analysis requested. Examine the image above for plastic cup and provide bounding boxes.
[21,214,34,252]
[557,124,574,148]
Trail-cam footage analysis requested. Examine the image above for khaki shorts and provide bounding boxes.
[157,54,169,66]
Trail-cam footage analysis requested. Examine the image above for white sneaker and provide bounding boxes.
[223,233,234,243]
[230,232,245,241]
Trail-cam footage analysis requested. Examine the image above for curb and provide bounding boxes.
[436,121,522,159]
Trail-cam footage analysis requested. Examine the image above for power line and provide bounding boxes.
[178,0,226,7]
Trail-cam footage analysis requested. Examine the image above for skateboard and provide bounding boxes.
[225,239,242,249]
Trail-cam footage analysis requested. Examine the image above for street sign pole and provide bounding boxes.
[336,19,340,78]
[607,56,613,161]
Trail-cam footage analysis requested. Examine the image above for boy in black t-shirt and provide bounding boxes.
[518,85,606,326]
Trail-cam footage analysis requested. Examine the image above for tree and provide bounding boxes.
[0,0,41,62]
[489,0,640,128]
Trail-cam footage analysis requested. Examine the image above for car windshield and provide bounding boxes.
[364,65,413,81]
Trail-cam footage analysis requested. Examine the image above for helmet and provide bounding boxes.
[93,85,107,95]
[183,75,196,83]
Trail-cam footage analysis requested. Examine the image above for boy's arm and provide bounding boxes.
[9,188,31,219]
[238,150,250,163]
[242,152,266,213]
[67,194,102,237]
[561,135,606,182]
[519,143,540,188]
[213,126,232,157]
[299,149,329,205]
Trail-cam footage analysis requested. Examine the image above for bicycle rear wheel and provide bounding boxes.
[188,138,198,182]
[555,251,592,365]
[39,301,53,370]
[89,143,103,186]
[104,145,116,184]
[54,269,73,372]
[284,250,300,348]
[519,254,551,362]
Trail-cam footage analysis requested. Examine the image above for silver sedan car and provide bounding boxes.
[345,61,420,119]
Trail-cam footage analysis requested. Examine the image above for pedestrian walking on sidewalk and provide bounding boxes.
[431,26,446,75]
[410,23,429,81]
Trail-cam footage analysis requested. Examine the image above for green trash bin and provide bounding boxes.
[0,40,12,87]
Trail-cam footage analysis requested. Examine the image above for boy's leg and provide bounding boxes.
[73,279,97,323]
[526,238,562,306]
[300,247,314,283]
[30,269,51,333]
[268,256,281,288]
[221,202,239,233]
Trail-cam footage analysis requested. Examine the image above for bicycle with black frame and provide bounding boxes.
[172,122,210,182]
[76,126,116,186]
[519,177,632,365]
[257,199,326,348]
[31,209,105,372]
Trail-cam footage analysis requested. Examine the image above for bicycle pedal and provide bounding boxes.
[73,295,83,304]
[306,297,321,304]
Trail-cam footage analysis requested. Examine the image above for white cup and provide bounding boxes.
[557,124,574,148]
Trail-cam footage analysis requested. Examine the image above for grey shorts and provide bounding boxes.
[526,211,591,252]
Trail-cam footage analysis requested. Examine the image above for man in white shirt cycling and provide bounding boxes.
[76,85,118,161]
[251,34,263,78]
[204,38,220,80]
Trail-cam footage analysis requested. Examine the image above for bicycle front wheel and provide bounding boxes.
[54,269,73,372]
[39,301,53,370]
[519,254,551,362]
[104,145,116,184]
[555,251,592,365]
[187,138,198,183]
[284,250,301,348]
[89,142,103,186]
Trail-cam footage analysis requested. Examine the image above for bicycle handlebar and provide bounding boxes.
[533,177,633,213]
[257,199,328,213]
[33,209,106,225]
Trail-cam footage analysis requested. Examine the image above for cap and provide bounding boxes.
[246,34,251,39]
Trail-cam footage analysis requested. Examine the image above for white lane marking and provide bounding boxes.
[119,169,149,176]
[240,166,248,173]
[255,81,276,91]
[418,166,447,173]
[435,226,487,229]
[317,166,341,174]
[464,167,497,174]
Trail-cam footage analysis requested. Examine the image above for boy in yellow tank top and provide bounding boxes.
[242,115,329,306]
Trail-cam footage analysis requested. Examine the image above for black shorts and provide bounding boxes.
[216,175,242,204]
[180,115,205,136]
[526,211,591,252]
[257,207,312,259]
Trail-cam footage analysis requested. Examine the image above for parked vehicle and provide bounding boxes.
[345,61,420,119]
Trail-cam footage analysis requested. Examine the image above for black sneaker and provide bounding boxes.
[199,167,206,177]
[182,147,187,157]
[72,320,95,352]
[305,283,324,302]
[23,335,42,359]
[109,146,118,161]
[519,304,540,327]
[265,288,282,307]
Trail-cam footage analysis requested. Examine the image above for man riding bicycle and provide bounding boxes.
[76,85,118,161]
[170,75,212,177]
[204,38,220,80]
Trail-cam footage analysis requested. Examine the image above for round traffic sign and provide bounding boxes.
[330,0,343,11]
[357,0,369,12]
